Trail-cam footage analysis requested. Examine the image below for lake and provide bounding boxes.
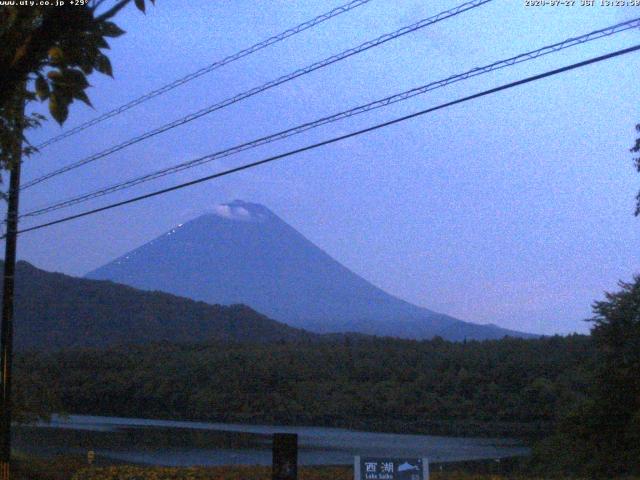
[14,414,530,466]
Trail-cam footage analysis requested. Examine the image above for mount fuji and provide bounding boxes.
[86,200,533,340]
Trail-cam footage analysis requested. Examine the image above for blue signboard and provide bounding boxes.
[354,456,429,480]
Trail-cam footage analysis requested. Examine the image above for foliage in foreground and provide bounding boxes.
[533,275,640,478]
[1,0,157,194]
[0,0,155,124]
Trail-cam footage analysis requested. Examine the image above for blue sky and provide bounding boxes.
[10,0,640,335]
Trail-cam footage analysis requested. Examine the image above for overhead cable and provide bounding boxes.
[21,0,492,190]
[21,17,640,219]
[34,0,375,150]
[12,43,640,237]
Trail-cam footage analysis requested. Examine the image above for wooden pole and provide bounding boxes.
[272,433,298,480]
[0,89,25,480]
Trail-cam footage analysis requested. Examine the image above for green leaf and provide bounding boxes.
[49,94,69,125]
[64,69,89,89]
[48,46,64,65]
[78,62,94,75]
[73,90,93,107]
[52,85,72,105]
[101,21,125,38]
[95,53,113,77]
[94,35,110,49]
[78,52,95,75]
[35,75,50,101]
[134,0,146,13]
[47,70,62,80]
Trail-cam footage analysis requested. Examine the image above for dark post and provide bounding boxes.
[0,91,24,480]
[272,433,298,480]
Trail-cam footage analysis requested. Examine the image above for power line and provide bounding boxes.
[33,0,374,150]
[21,0,492,190]
[20,17,640,219]
[12,43,640,238]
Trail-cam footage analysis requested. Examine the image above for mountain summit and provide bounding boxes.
[86,200,532,340]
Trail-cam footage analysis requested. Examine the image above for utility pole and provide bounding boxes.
[0,89,25,480]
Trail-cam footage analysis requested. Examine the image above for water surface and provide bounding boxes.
[15,414,530,466]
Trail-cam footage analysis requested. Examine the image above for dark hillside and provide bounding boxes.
[2,261,315,351]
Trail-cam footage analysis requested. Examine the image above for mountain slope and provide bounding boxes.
[3,260,314,351]
[86,200,533,340]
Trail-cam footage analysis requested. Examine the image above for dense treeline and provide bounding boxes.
[16,334,592,438]
[533,276,640,478]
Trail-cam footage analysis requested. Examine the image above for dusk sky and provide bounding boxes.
[7,0,640,335]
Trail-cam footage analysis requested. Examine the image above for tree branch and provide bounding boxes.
[95,0,132,21]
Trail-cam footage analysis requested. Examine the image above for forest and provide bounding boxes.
[15,335,592,438]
